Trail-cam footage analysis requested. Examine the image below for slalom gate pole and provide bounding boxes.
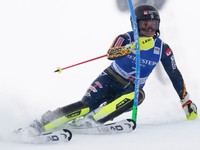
[127,0,140,122]
[54,54,107,73]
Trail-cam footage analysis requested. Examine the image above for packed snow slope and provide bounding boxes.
[0,0,199,150]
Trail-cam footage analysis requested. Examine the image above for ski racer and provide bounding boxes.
[25,4,198,135]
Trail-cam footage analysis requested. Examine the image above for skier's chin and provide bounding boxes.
[140,31,156,37]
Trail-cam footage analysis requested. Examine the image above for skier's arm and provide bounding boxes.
[107,34,132,60]
[107,34,155,60]
[161,44,186,99]
[161,43,198,120]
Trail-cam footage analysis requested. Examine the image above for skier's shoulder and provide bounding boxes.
[155,37,171,52]
[157,38,174,60]
[116,31,132,41]
[116,31,139,43]
[112,31,132,47]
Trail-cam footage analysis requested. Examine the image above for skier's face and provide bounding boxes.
[139,20,159,37]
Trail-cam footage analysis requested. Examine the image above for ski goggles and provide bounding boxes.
[138,20,159,31]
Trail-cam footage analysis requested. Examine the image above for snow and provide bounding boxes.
[0,0,199,149]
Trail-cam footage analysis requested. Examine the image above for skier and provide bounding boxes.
[24,4,198,135]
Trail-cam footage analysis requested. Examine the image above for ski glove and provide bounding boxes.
[107,37,155,60]
[181,93,198,120]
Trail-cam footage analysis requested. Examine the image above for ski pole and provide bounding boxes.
[127,0,140,122]
[54,54,107,73]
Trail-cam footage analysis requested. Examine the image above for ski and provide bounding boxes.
[12,128,72,144]
[40,129,72,143]
[67,119,136,135]
[12,119,135,144]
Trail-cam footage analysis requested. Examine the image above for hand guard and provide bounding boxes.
[107,37,155,60]
[107,45,132,60]
[180,94,198,120]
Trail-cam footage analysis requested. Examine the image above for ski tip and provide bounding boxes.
[126,119,137,130]
[63,129,72,141]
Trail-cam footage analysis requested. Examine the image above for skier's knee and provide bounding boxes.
[94,89,145,124]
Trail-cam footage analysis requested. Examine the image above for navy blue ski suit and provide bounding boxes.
[82,31,187,111]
